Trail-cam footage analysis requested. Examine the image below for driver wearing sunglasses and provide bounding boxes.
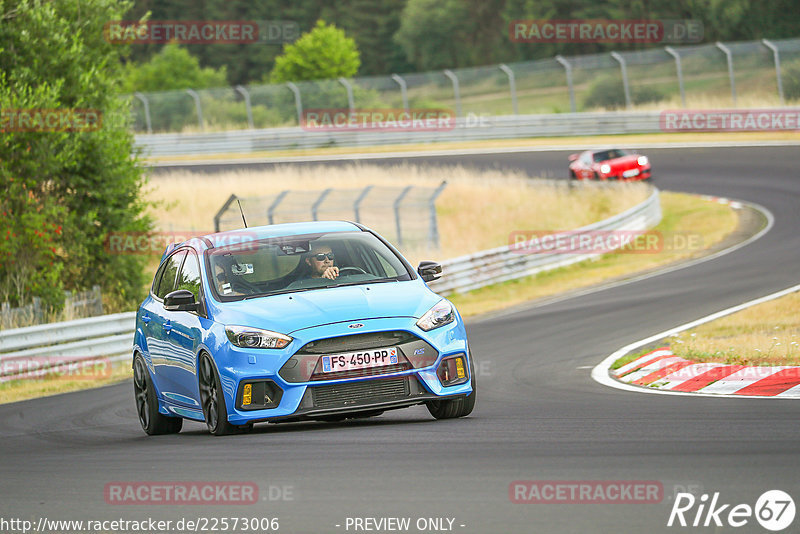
[305,244,339,280]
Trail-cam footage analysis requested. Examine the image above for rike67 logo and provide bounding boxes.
[668,490,795,531]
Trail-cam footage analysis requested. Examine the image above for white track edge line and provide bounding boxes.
[591,282,800,399]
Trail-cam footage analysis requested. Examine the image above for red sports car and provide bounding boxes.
[568,148,651,181]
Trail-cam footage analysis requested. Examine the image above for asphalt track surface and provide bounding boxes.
[1,146,799,533]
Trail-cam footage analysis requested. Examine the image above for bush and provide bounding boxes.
[783,61,800,102]
[583,75,665,110]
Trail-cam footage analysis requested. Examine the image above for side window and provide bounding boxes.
[175,251,201,301]
[155,250,187,300]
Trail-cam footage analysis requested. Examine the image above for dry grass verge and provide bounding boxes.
[668,291,800,366]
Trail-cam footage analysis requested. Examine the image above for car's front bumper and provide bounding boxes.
[215,317,472,425]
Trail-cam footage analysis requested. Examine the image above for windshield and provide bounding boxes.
[593,149,629,162]
[206,230,411,300]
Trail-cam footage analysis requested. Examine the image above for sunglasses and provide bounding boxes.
[312,252,335,261]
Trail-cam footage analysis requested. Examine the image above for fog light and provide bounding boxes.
[436,354,469,387]
[237,380,283,410]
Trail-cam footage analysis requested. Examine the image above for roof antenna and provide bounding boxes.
[237,198,248,228]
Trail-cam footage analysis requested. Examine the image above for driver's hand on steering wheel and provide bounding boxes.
[321,266,339,279]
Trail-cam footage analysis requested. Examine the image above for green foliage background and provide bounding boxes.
[0,0,151,313]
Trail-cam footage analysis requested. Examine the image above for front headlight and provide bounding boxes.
[637,156,649,166]
[225,325,292,349]
[600,164,611,174]
[416,300,455,331]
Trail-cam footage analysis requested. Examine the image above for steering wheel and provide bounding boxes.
[229,276,261,294]
[337,266,367,275]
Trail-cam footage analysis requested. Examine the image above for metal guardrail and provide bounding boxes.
[428,187,662,295]
[0,312,135,380]
[0,187,660,379]
[136,111,665,157]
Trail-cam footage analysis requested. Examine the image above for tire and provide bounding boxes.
[569,170,578,180]
[133,354,183,435]
[426,358,477,420]
[592,171,600,181]
[198,353,238,436]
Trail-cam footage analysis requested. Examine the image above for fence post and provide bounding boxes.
[286,82,303,125]
[555,55,576,113]
[1,301,8,329]
[394,186,413,246]
[610,52,632,110]
[391,74,409,112]
[185,89,205,130]
[715,42,737,105]
[353,185,373,223]
[428,181,447,249]
[762,39,785,105]
[133,92,152,134]
[499,64,518,115]
[64,289,73,319]
[267,190,290,225]
[338,78,355,112]
[32,297,42,324]
[311,188,332,221]
[443,70,462,117]
[664,47,686,107]
[214,194,239,232]
[92,285,103,316]
[235,85,254,129]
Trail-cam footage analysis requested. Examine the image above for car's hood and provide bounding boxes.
[209,280,442,334]
[601,154,642,170]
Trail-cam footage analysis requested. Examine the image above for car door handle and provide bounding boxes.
[141,315,151,324]
[163,321,172,333]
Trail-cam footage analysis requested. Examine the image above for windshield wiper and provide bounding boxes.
[330,278,399,288]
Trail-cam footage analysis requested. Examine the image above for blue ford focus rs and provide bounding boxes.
[132,221,475,435]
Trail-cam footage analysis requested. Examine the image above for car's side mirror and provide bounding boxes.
[417,261,442,282]
[164,289,200,312]
[568,153,579,162]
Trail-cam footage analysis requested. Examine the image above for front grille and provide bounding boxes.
[299,331,417,354]
[310,362,411,381]
[311,377,410,409]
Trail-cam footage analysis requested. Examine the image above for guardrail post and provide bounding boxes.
[443,69,462,117]
[715,42,737,105]
[610,52,632,110]
[185,89,205,130]
[133,92,152,134]
[762,39,785,105]
[235,85,254,129]
[286,82,303,125]
[92,285,103,316]
[428,181,447,249]
[267,190,289,225]
[664,47,686,108]
[499,64,518,115]
[311,188,332,221]
[214,194,239,232]
[338,78,355,112]
[555,55,576,113]
[391,74,409,113]
[394,186,413,246]
[353,185,373,223]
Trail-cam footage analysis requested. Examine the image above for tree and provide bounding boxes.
[0,0,151,313]
[270,19,360,83]
[121,44,228,93]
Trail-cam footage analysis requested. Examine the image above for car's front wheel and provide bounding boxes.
[198,353,238,436]
[426,360,476,420]
[133,354,183,435]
